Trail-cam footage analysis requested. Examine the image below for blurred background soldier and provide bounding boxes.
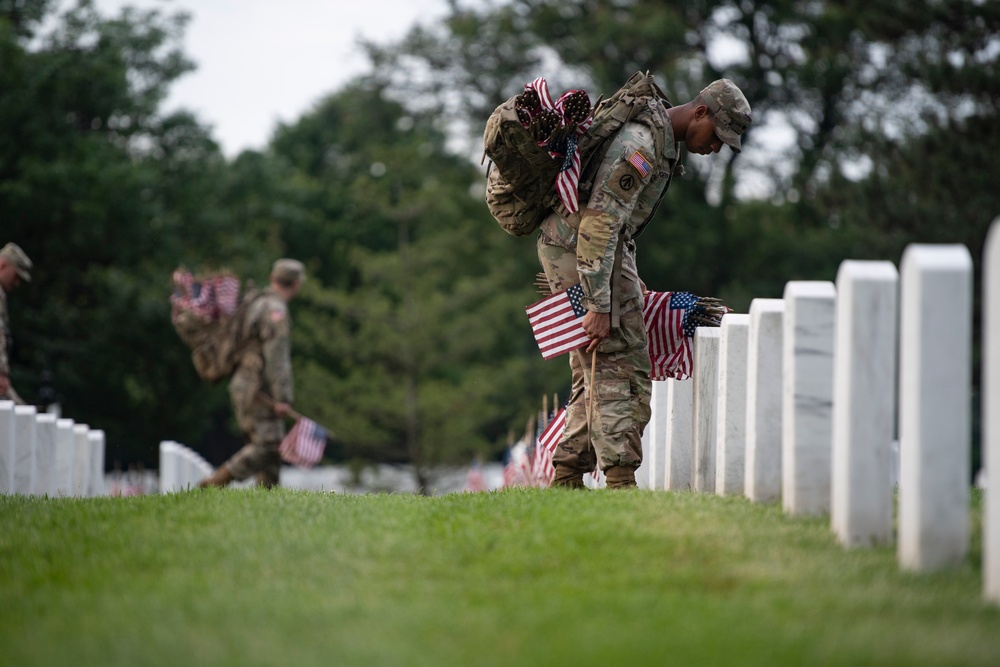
[199,259,305,489]
[0,242,33,404]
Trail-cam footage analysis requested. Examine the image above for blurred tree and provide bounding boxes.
[0,0,278,466]
[261,81,559,490]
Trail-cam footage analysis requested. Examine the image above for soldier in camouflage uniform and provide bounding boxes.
[199,259,305,489]
[0,243,33,405]
[538,79,752,489]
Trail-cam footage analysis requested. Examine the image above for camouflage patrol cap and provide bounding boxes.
[272,258,305,286]
[0,243,32,282]
[700,79,752,153]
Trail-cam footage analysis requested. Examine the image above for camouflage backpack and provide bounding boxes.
[482,71,673,236]
[169,269,263,383]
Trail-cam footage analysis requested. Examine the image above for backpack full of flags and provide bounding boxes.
[482,71,672,237]
[169,268,260,383]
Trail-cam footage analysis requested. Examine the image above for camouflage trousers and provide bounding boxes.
[224,365,285,486]
[537,239,652,473]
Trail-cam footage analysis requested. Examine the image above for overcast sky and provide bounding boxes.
[91,0,450,156]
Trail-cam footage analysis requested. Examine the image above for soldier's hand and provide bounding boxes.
[582,311,610,352]
[0,374,9,396]
[273,402,292,418]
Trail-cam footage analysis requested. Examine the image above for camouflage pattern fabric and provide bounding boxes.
[537,242,651,472]
[222,288,293,484]
[0,286,23,404]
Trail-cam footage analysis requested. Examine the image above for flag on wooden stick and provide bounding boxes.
[525,284,591,360]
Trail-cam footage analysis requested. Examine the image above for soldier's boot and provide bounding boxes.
[605,465,637,490]
[551,465,586,489]
[198,466,234,489]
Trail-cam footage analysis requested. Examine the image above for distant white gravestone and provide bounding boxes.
[983,220,1000,603]
[693,328,721,492]
[832,261,898,548]
[716,314,749,496]
[14,405,37,495]
[782,281,836,516]
[745,299,784,503]
[34,414,57,497]
[898,244,972,572]
[0,401,13,493]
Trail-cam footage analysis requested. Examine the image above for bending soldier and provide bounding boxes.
[537,79,752,489]
[199,259,305,489]
[0,243,33,404]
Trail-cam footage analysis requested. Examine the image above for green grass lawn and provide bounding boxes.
[0,487,996,667]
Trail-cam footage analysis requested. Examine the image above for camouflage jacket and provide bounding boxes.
[237,288,294,403]
[539,99,678,312]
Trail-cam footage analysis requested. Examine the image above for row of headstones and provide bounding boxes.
[0,401,106,497]
[159,441,213,493]
[640,236,1000,605]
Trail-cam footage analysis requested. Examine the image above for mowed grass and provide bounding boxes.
[0,487,996,667]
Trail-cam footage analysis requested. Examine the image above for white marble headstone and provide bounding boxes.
[647,380,669,491]
[87,430,105,497]
[984,219,1000,603]
[0,401,14,493]
[52,418,76,496]
[71,424,90,497]
[782,281,836,516]
[716,314,749,496]
[34,414,57,497]
[745,299,785,503]
[693,328,721,492]
[13,405,38,495]
[898,245,972,571]
[665,378,694,491]
[159,440,179,493]
[831,261,898,548]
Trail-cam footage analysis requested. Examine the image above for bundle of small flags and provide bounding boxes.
[525,285,729,381]
[170,269,241,322]
[514,78,593,214]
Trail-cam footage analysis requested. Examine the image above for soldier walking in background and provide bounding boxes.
[199,259,305,489]
[537,79,752,489]
[0,242,33,404]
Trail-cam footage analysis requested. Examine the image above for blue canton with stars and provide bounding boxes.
[669,291,700,338]
[567,283,588,318]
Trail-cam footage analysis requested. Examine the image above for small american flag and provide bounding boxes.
[279,417,327,468]
[533,408,566,486]
[644,290,700,381]
[525,284,592,360]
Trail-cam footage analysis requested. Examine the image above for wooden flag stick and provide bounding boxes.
[588,349,597,428]
[253,393,336,438]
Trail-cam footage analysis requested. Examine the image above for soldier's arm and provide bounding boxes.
[576,122,658,313]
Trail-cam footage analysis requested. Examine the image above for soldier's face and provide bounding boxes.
[687,106,724,155]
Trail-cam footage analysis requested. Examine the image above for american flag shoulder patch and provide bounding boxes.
[627,151,653,179]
